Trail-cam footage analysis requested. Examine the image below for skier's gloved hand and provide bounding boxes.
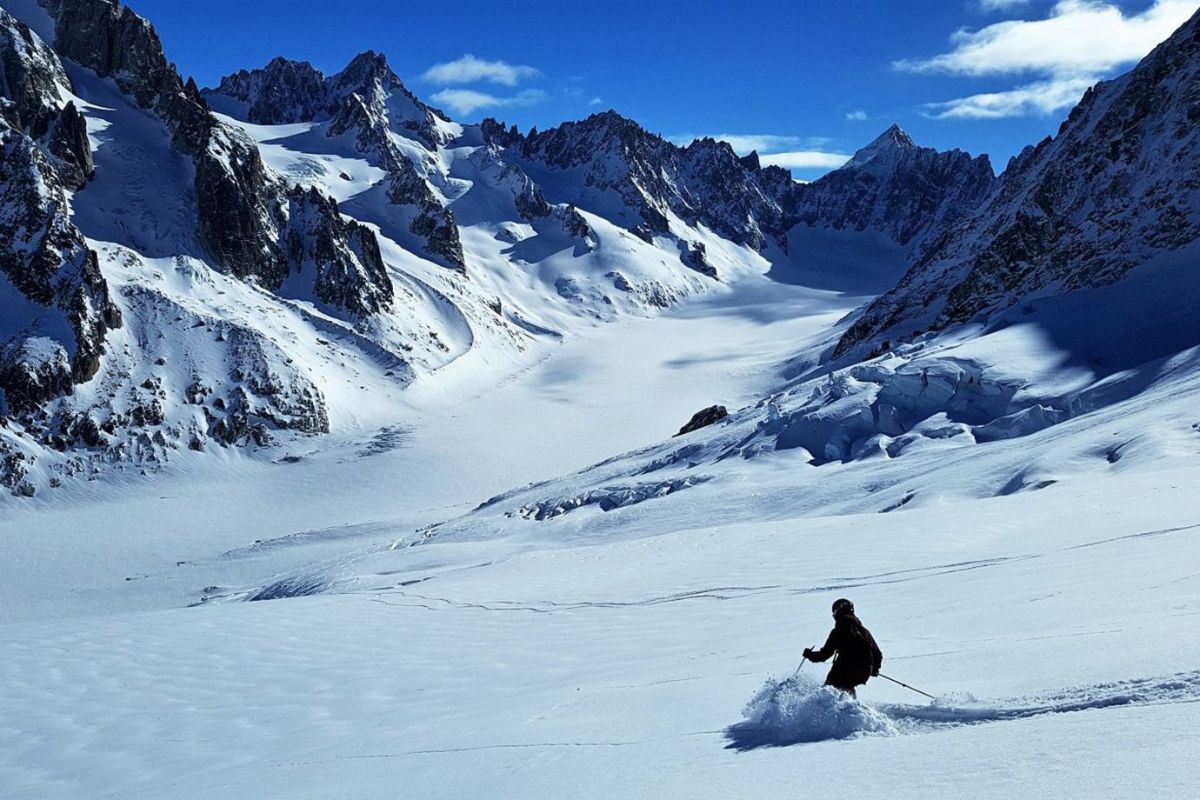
[872,666,880,677]
[802,647,815,660]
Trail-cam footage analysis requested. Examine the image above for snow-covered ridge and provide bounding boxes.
[4,0,1197,503]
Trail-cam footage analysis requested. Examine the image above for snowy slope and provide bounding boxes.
[1,266,1197,798]
[2,2,1200,799]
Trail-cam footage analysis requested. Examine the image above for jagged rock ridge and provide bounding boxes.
[481,112,994,267]
[45,0,393,314]
[836,9,1200,358]
[790,124,995,252]
[208,51,465,270]
[0,7,120,417]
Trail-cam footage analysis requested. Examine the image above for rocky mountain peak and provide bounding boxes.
[330,50,398,93]
[834,7,1200,359]
[842,123,918,170]
[211,57,326,124]
[789,125,996,250]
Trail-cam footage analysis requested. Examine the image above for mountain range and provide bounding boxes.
[1,0,1198,497]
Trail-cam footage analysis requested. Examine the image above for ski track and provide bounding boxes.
[724,671,1200,750]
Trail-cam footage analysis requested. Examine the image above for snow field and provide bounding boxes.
[2,449,1198,798]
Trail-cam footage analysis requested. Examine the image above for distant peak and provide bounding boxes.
[335,50,398,86]
[843,124,918,169]
[584,109,635,127]
[872,124,915,149]
[346,50,388,68]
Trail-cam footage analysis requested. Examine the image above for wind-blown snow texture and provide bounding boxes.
[2,2,1200,799]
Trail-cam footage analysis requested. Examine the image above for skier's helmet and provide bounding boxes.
[831,598,854,617]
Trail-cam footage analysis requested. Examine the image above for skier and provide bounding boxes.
[802,598,883,698]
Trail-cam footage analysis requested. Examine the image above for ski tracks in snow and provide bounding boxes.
[725,670,1200,750]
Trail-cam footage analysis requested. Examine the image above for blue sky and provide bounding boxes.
[130,0,1195,179]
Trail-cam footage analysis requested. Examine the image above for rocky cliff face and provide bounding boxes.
[44,0,393,316]
[208,52,464,270]
[836,10,1200,358]
[0,126,120,412]
[208,50,450,154]
[0,8,92,187]
[790,125,995,252]
[0,0,413,492]
[0,8,119,417]
[209,56,326,125]
[483,113,994,266]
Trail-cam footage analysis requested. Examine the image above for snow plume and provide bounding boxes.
[725,673,897,748]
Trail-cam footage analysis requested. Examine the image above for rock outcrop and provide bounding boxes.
[386,159,466,271]
[208,56,326,124]
[482,112,994,261]
[0,8,119,414]
[45,0,393,316]
[0,8,92,187]
[209,51,463,270]
[675,405,728,436]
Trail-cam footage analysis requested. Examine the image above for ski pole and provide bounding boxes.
[792,657,807,677]
[878,673,935,700]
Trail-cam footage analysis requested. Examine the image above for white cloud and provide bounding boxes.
[845,110,869,121]
[898,1,1194,77]
[759,151,852,170]
[900,0,1196,119]
[668,133,850,171]
[979,0,1030,11]
[431,88,546,116]
[924,75,1095,119]
[589,97,603,106]
[670,133,804,153]
[421,54,540,87]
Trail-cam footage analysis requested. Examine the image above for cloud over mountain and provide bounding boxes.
[421,54,540,86]
[900,0,1195,119]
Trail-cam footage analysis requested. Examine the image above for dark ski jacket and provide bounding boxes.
[807,612,883,691]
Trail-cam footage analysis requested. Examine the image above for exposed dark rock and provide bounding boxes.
[503,113,785,251]
[562,204,592,241]
[0,8,93,188]
[207,50,448,151]
[680,241,716,279]
[386,159,465,271]
[0,7,119,411]
[0,125,120,412]
[210,56,326,124]
[675,404,729,436]
[835,9,1200,357]
[192,125,289,285]
[410,208,466,272]
[500,163,551,220]
[286,186,393,315]
[0,444,33,495]
[0,337,72,413]
[44,100,91,187]
[46,0,392,317]
[485,111,990,261]
[789,124,996,253]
